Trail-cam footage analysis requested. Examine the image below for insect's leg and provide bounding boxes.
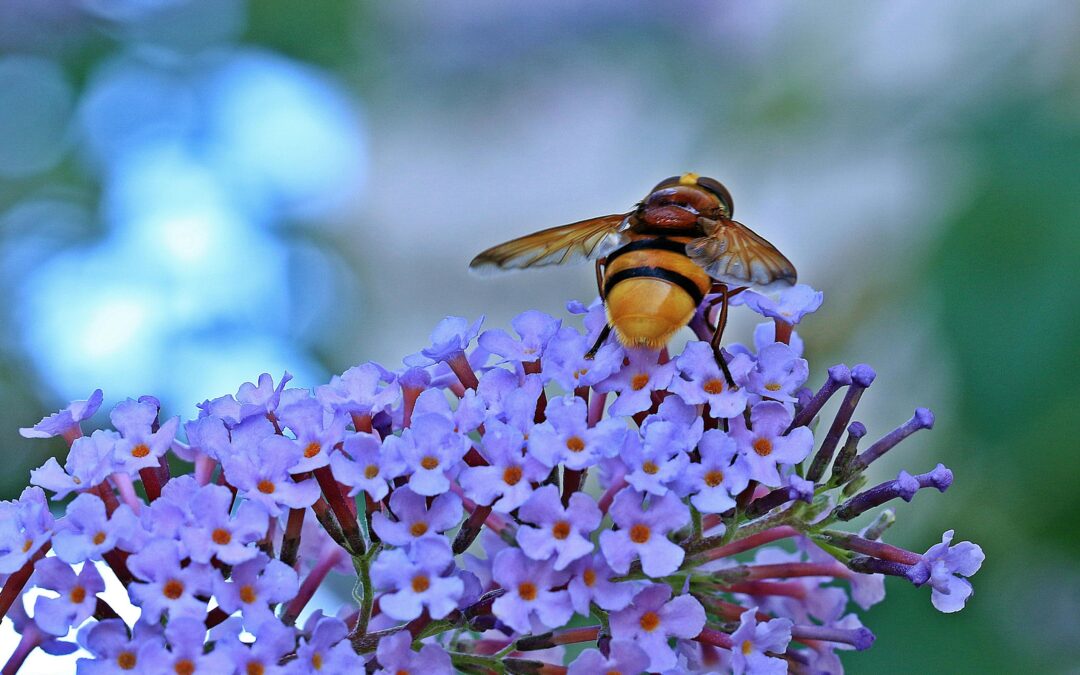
[584,324,612,361]
[595,257,607,300]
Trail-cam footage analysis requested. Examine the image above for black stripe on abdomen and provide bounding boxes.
[603,266,704,306]
[605,237,687,265]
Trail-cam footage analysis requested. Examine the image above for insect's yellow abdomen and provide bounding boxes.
[606,279,697,348]
[603,240,712,349]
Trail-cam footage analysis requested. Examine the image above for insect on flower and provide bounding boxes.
[470,173,797,375]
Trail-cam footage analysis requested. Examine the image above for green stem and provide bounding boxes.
[450,652,506,673]
[352,544,380,638]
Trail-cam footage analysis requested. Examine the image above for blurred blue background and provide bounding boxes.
[1,1,1077,672]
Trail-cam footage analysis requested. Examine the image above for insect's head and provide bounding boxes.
[638,173,733,229]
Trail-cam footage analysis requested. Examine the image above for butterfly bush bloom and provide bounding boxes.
[1,285,983,674]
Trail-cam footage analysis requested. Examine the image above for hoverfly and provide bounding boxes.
[470,173,796,374]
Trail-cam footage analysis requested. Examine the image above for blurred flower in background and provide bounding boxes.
[0,0,1078,673]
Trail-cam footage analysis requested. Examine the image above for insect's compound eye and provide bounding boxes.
[694,177,734,217]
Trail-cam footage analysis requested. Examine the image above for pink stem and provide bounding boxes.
[597,474,627,514]
[282,547,345,624]
[587,391,607,427]
[702,526,800,562]
[194,455,216,486]
[109,473,142,513]
[695,626,735,650]
[742,561,852,581]
[1,631,40,675]
[446,352,479,390]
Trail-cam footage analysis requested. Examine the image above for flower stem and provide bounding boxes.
[0,543,50,622]
[1,631,40,675]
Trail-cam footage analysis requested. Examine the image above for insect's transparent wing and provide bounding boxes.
[686,218,797,290]
[469,214,629,275]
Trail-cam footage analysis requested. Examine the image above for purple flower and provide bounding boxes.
[330,431,406,501]
[139,617,231,675]
[679,429,751,514]
[20,389,103,440]
[385,412,467,496]
[413,387,486,436]
[595,348,677,416]
[568,640,650,675]
[223,440,320,516]
[542,326,625,390]
[212,617,295,675]
[287,616,365,674]
[527,395,626,470]
[599,488,689,577]
[566,552,638,615]
[316,362,400,417]
[32,557,105,636]
[374,631,453,675]
[752,321,804,357]
[670,341,751,418]
[621,420,691,497]
[491,548,573,634]
[214,553,299,628]
[236,371,293,422]
[268,397,348,473]
[516,485,600,570]
[109,398,180,474]
[77,619,163,674]
[728,607,793,675]
[458,420,547,512]
[0,487,54,573]
[128,540,213,622]
[371,537,463,621]
[52,493,138,564]
[479,310,561,364]
[30,430,118,500]
[370,487,462,548]
[609,584,706,672]
[405,315,484,366]
[744,343,808,404]
[910,530,985,613]
[733,283,823,325]
[181,484,269,565]
[728,401,813,487]
[180,415,232,463]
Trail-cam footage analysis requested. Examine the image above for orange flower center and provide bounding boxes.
[131,444,150,458]
[629,524,651,544]
[364,464,379,479]
[565,436,585,453]
[518,582,537,601]
[117,652,136,670]
[703,378,725,394]
[752,438,773,457]
[239,585,257,604]
[641,461,659,475]
[212,528,232,545]
[411,574,430,593]
[704,470,724,487]
[257,480,276,494]
[21,539,32,553]
[764,382,782,392]
[583,568,597,587]
[420,456,439,470]
[409,521,429,537]
[502,466,523,486]
[69,586,86,604]
[174,659,195,675]
[573,367,589,380]
[93,531,107,546]
[551,521,571,540]
[741,639,754,655]
[630,373,650,391]
[246,664,265,675]
[639,610,661,632]
[163,579,184,599]
[303,442,321,458]
[311,653,323,671]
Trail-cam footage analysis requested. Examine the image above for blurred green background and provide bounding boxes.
[1,1,1077,672]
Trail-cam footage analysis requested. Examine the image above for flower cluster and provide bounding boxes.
[0,283,983,674]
